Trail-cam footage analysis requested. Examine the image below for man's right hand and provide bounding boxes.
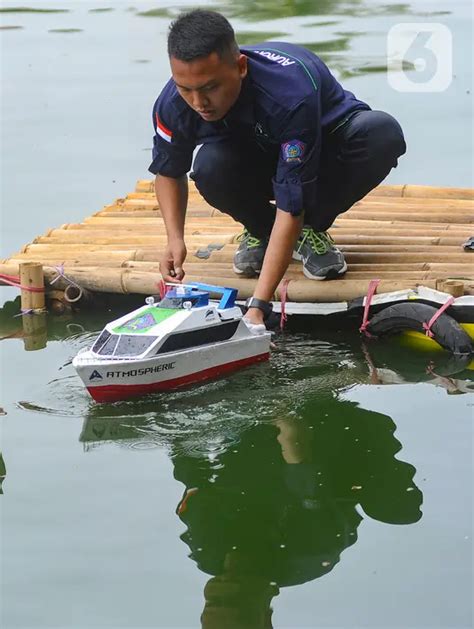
[160,239,187,282]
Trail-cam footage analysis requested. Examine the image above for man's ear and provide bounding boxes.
[237,54,248,79]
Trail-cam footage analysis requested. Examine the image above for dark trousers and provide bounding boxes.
[191,110,406,238]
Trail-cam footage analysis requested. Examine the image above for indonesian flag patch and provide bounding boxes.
[155,113,173,143]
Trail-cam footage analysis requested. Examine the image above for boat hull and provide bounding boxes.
[74,334,271,403]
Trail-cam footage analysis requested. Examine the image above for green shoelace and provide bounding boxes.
[236,229,265,249]
[296,227,334,255]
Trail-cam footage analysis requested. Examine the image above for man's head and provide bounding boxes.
[168,10,247,122]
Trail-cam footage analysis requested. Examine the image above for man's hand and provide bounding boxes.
[160,238,187,282]
[244,306,264,325]
[243,307,267,335]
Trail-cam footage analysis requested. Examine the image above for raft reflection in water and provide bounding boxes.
[81,368,423,628]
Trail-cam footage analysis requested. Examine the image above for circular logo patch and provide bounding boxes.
[282,140,306,162]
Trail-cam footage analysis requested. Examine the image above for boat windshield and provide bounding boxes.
[92,330,157,357]
[92,329,111,354]
[113,335,158,357]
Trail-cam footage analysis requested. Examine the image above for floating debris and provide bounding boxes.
[0,25,24,29]
[0,408,6,416]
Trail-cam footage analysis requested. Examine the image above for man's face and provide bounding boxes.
[170,51,247,122]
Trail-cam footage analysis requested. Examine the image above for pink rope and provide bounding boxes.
[279,278,290,330]
[359,279,381,336]
[0,273,45,293]
[422,296,455,337]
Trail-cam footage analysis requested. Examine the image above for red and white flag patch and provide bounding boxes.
[155,113,173,143]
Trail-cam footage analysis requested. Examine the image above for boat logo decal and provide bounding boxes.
[205,309,215,320]
[89,370,103,381]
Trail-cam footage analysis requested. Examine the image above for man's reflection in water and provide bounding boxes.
[172,396,423,629]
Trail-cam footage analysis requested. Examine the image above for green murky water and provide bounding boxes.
[1,1,473,627]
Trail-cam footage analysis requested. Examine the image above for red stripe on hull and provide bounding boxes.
[87,352,270,403]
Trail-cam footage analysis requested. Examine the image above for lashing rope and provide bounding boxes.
[50,264,83,291]
[359,279,381,337]
[422,296,455,337]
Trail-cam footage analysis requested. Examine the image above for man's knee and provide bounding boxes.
[191,142,238,191]
[369,110,407,164]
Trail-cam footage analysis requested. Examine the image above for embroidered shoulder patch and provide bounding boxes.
[282,140,306,162]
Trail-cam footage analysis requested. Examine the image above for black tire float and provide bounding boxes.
[365,302,473,356]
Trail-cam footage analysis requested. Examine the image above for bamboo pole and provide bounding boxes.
[6,258,472,279]
[203,249,471,264]
[333,222,472,233]
[356,196,474,208]
[19,262,45,313]
[43,226,239,242]
[34,235,233,246]
[1,262,469,299]
[22,312,47,351]
[365,184,474,200]
[81,216,473,233]
[437,280,465,298]
[46,289,73,315]
[121,259,471,273]
[335,211,473,224]
[135,179,474,200]
[122,194,473,211]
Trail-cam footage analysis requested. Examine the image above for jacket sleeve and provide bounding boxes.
[148,81,195,177]
[272,99,321,216]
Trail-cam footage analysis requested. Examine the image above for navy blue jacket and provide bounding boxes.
[149,42,370,215]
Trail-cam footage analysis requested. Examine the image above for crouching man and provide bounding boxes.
[149,10,406,326]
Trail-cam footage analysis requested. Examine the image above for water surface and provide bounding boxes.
[1,1,473,627]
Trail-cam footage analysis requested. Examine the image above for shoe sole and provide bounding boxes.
[232,263,261,278]
[293,251,348,280]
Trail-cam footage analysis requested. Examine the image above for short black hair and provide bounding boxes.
[168,9,239,62]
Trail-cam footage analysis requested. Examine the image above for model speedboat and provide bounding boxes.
[73,283,272,403]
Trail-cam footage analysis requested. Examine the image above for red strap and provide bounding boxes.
[422,296,455,337]
[359,279,381,336]
[279,278,290,330]
[0,273,44,292]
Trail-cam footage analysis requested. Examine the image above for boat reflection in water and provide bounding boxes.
[77,334,462,628]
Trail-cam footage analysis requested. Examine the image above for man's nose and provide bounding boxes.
[192,91,208,110]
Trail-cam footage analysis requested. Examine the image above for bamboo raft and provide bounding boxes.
[1,180,473,310]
